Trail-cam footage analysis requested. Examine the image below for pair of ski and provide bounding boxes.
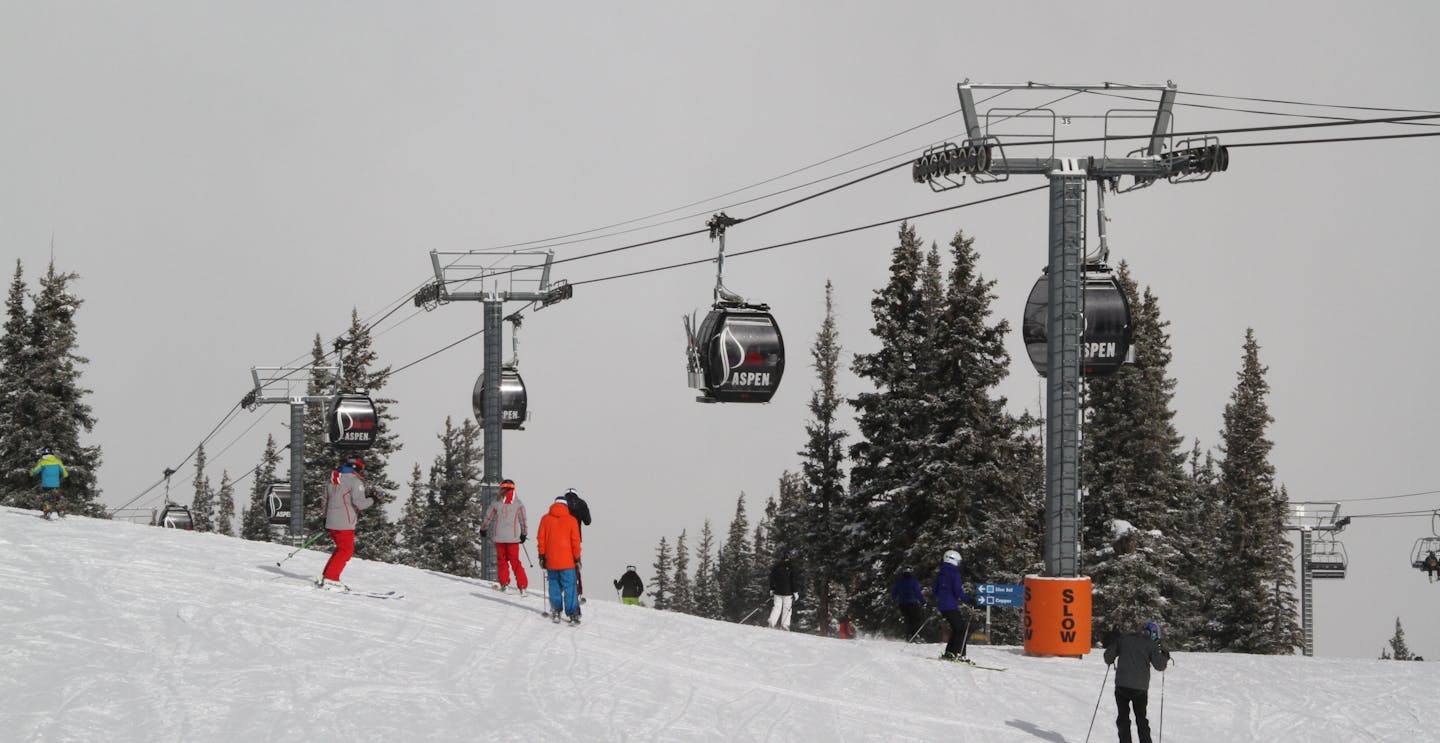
[930,656,1006,672]
[540,609,580,626]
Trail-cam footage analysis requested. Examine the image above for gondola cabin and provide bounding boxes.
[265,484,293,526]
[1411,537,1440,572]
[688,304,785,403]
[472,369,528,430]
[1022,265,1133,377]
[327,392,378,450]
[158,503,194,530]
[1308,541,1348,579]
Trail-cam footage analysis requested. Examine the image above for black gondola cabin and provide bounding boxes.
[689,305,785,403]
[1022,265,1133,377]
[265,484,293,526]
[473,369,528,430]
[158,503,194,530]
[327,393,378,450]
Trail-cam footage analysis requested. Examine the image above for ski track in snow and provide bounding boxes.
[1,506,1437,742]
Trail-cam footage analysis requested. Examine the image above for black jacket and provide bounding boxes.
[563,492,592,536]
[769,560,800,596]
[1103,631,1169,690]
[614,570,644,598]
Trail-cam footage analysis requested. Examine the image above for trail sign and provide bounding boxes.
[977,583,1023,607]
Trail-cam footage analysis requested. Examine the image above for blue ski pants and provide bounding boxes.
[548,568,579,616]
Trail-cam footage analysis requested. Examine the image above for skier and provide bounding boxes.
[1103,620,1171,743]
[934,549,974,662]
[30,447,69,519]
[767,554,800,630]
[1424,551,1439,583]
[562,487,592,604]
[479,478,529,595]
[316,456,373,591]
[613,565,644,606]
[537,495,582,624]
[891,567,926,641]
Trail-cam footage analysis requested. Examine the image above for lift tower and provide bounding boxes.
[413,250,571,580]
[913,81,1228,655]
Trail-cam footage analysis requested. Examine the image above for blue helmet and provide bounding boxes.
[1145,621,1162,642]
[38,447,53,456]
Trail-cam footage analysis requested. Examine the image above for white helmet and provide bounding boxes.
[943,550,962,566]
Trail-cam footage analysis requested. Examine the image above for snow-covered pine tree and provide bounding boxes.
[649,536,673,611]
[901,230,1042,645]
[420,417,485,578]
[190,445,216,532]
[334,310,401,562]
[1215,329,1302,654]
[670,529,693,615]
[795,280,848,634]
[716,494,754,622]
[0,261,33,505]
[240,435,284,542]
[1180,440,1228,651]
[692,520,722,620]
[215,471,236,536]
[1382,617,1413,660]
[395,463,436,568]
[2,262,104,515]
[1079,265,1196,641]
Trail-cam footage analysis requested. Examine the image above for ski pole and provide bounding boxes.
[907,615,935,644]
[521,543,534,568]
[1083,663,1110,743]
[740,603,766,625]
[1158,669,1166,743]
[276,532,327,567]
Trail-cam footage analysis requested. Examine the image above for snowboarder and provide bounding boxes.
[934,549,974,662]
[480,478,529,595]
[767,554,800,631]
[891,567,926,641]
[537,495,582,624]
[1103,620,1171,743]
[316,456,373,591]
[30,447,69,519]
[562,487,591,603]
[1424,551,1438,583]
[613,565,644,605]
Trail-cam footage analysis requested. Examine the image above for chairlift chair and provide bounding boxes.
[1308,539,1348,579]
[1411,537,1440,571]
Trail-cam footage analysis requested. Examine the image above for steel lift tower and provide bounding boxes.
[913,81,1229,655]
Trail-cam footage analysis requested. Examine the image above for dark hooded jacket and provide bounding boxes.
[614,569,644,598]
[1103,631,1170,690]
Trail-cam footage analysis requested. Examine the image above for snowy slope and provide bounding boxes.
[0,507,1434,743]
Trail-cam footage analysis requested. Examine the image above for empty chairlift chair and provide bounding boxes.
[1308,540,1348,579]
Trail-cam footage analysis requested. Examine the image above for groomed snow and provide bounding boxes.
[1,506,1433,742]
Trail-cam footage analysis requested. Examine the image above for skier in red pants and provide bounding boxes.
[317,456,373,591]
[480,479,529,594]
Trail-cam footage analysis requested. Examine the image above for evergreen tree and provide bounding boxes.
[670,530,693,615]
[692,520,722,620]
[794,280,848,634]
[1,262,104,515]
[215,471,236,537]
[649,536,673,611]
[0,261,31,504]
[241,435,284,542]
[1215,329,1301,654]
[716,494,755,622]
[1080,266,1198,641]
[190,445,216,532]
[1179,440,1227,651]
[303,312,404,562]
[419,417,486,577]
[844,222,929,612]
[395,463,436,568]
[1382,617,1413,660]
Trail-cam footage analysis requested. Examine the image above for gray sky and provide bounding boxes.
[3,2,1437,659]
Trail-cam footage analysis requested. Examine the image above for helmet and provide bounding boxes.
[1144,621,1162,642]
[626,565,637,572]
[565,487,578,496]
[943,550,962,566]
[345,456,365,471]
[38,447,53,456]
[500,479,515,490]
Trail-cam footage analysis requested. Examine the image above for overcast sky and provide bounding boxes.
[3,2,1437,659]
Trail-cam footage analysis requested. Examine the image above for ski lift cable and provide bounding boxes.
[1057,85,1440,127]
